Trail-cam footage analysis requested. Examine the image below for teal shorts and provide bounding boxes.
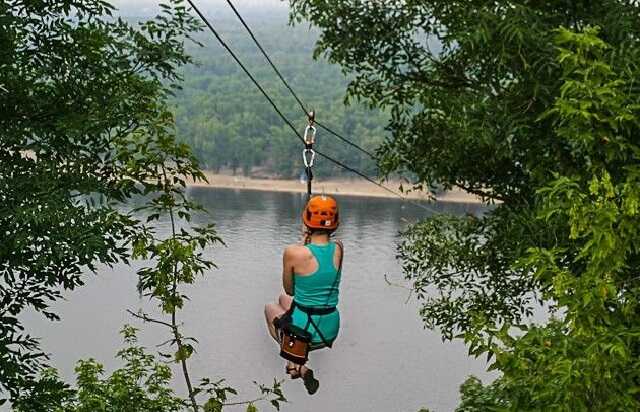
[290,306,340,345]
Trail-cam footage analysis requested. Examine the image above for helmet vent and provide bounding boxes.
[302,195,339,230]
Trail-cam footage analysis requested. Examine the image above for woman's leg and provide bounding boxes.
[266,294,310,381]
[264,293,293,342]
[284,363,318,394]
[264,302,286,343]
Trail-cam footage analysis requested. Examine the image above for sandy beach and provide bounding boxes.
[189,172,484,204]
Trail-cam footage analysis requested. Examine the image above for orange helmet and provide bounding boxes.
[302,195,339,230]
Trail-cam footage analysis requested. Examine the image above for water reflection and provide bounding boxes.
[24,187,491,412]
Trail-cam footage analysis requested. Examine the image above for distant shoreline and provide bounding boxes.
[188,172,485,204]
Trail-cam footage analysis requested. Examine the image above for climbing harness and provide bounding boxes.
[278,240,343,365]
[302,111,316,201]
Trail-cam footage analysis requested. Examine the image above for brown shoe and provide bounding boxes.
[302,368,319,395]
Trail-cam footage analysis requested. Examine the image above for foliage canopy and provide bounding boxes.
[0,0,206,399]
[290,1,640,410]
[12,326,186,412]
[2,2,287,409]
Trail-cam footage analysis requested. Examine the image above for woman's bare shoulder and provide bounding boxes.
[284,244,309,258]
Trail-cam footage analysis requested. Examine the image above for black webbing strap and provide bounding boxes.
[295,303,336,316]
[304,309,333,348]
[305,163,312,202]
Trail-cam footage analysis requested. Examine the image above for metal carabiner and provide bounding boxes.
[303,148,316,168]
[304,125,316,146]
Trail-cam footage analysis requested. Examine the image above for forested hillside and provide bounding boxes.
[172,20,387,178]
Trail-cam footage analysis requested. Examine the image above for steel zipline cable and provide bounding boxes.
[183,0,437,213]
[223,0,377,161]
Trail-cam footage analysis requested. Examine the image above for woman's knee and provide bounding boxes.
[278,293,292,309]
[264,302,282,319]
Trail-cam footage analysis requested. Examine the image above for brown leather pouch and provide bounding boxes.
[280,324,312,365]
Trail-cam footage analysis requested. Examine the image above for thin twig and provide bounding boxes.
[454,182,506,202]
[156,338,176,348]
[222,397,268,407]
[127,309,175,329]
[384,274,414,304]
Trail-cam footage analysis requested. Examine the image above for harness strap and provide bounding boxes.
[294,302,336,315]
[292,301,335,348]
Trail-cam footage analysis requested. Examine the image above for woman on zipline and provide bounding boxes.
[264,195,343,395]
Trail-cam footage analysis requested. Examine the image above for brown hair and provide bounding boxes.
[305,226,336,237]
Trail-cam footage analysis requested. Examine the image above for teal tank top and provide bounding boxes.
[291,241,341,344]
[293,242,341,307]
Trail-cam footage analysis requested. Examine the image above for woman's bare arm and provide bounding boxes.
[282,246,296,295]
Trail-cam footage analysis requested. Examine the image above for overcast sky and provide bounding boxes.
[111,0,288,17]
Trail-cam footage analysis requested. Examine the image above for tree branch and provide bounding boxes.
[162,165,199,412]
[127,309,175,329]
[454,182,507,202]
[223,397,268,407]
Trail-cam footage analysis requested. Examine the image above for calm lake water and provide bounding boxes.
[24,187,492,412]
